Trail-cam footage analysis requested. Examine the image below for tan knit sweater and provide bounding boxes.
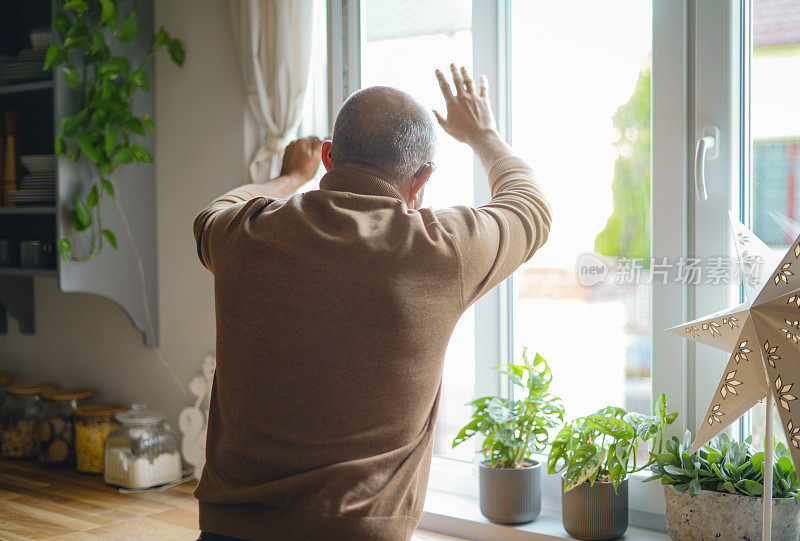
[193,155,551,540]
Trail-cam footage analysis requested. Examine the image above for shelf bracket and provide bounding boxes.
[0,276,35,334]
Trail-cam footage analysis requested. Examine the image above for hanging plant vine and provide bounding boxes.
[45,0,185,261]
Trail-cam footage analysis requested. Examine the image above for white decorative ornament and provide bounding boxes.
[667,212,800,541]
[179,353,215,480]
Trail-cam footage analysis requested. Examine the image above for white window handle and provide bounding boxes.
[694,125,719,201]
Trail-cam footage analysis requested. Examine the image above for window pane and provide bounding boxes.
[510,1,653,417]
[362,0,475,461]
[746,0,800,450]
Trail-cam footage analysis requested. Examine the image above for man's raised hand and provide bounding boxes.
[280,136,323,184]
[433,64,497,146]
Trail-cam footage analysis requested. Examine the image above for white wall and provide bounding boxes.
[0,0,246,430]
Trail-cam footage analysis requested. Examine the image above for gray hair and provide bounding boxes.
[331,86,435,184]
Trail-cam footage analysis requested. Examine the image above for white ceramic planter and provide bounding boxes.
[663,485,800,540]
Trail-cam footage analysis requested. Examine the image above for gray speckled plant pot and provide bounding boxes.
[664,485,800,540]
[479,460,542,524]
[561,478,628,540]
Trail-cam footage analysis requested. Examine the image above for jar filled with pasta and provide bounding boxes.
[74,404,125,473]
[38,389,94,468]
[0,382,57,459]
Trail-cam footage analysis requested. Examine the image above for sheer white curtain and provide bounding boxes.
[229,0,316,182]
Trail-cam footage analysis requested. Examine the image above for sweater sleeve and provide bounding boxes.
[193,186,269,272]
[435,155,552,308]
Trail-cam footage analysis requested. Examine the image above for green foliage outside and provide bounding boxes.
[594,66,651,261]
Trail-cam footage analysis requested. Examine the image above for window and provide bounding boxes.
[324,0,774,529]
[743,0,800,450]
[509,0,654,418]
[360,0,476,462]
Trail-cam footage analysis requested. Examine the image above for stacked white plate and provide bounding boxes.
[1,49,49,83]
[10,155,56,205]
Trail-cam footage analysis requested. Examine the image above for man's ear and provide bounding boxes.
[322,140,333,171]
[410,163,434,206]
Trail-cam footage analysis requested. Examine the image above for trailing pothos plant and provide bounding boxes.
[45,0,185,261]
[646,431,800,498]
[548,393,677,492]
[452,348,565,468]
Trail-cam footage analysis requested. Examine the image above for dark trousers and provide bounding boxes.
[198,533,246,541]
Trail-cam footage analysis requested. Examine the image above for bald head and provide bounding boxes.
[331,87,435,184]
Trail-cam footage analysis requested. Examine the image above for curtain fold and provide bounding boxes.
[229,0,316,182]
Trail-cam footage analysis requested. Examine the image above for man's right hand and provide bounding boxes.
[433,64,497,146]
[434,64,513,171]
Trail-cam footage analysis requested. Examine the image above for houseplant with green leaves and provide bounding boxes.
[452,348,564,524]
[547,393,677,540]
[646,431,800,539]
[45,0,185,261]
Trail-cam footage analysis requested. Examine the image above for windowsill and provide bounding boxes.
[420,490,671,541]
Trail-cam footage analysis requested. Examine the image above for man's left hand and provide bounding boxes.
[280,136,323,184]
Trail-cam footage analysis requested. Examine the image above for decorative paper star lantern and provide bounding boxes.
[667,213,800,540]
[668,213,798,460]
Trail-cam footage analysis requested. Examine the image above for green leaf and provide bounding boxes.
[153,26,170,48]
[62,67,81,89]
[585,415,635,440]
[63,0,88,13]
[53,12,71,31]
[101,229,118,249]
[43,44,63,71]
[688,477,702,497]
[57,239,71,261]
[101,179,115,200]
[125,117,145,136]
[129,143,153,162]
[100,0,117,24]
[663,465,686,477]
[87,185,99,207]
[167,38,186,66]
[113,147,132,164]
[119,12,138,43]
[129,69,149,91]
[142,114,155,134]
[751,452,765,472]
[76,133,100,165]
[778,456,794,475]
[60,109,87,137]
[55,135,67,156]
[104,124,117,156]
[736,479,764,496]
[74,197,92,230]
[90,108,107,127]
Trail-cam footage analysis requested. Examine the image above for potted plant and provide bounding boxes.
[548,394,677,540]
[452,348,564,524]
[646,431,800,539]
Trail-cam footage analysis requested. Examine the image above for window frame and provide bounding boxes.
[322,0,736,530]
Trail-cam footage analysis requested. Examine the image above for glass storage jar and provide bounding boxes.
[0,383,57,458]
[74,403,125,473]
[38,389,94,468]
[104,403,182,489]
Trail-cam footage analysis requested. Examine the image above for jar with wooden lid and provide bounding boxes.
[38,389,94,468]
[74,404,125,473]
[0,383,57,458]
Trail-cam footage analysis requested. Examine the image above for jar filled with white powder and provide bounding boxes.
[104,403,182,489]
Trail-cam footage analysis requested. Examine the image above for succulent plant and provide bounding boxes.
[646,430,800,498]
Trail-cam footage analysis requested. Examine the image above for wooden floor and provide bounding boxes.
[0,459,463,540]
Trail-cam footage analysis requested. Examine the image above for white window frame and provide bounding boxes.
[322,0,748,534]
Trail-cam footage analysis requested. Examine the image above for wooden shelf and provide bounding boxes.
[0,206,55,215]
[0,266,56,277]
[0,79,53,95]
